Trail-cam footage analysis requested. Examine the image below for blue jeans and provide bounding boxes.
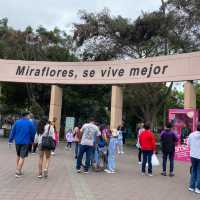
[95,147,100,166]
[190,157,200,189]
[76,145,93,171]
[74,142,79,158]
[90,146,95,165]
[162,151,175,173]
[142,150,153,174]
[107,138,117,171]
[117,139,123,153]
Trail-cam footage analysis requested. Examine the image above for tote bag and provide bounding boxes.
[151,154,160,166]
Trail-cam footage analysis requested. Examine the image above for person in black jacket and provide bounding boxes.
[160,122,178,177]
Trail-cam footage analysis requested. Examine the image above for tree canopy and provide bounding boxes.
[1,0,200,131]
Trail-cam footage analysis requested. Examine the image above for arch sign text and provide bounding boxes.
[0,52,200,84]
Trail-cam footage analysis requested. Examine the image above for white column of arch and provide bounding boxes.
[49,85,63,134]
[110,85,123,129]
[184,81,196,109]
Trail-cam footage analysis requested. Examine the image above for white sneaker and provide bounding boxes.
[138,161,142,165]
[64,147,68,151]
[148,173,153,177]
[188,188,195,192]
[43,169,48,178]
[51,152,55,155]
[118,151,121,154]
[104,169,112,173]
[37,175,43,178]
[111,170,116,173]
[195,188,200,194]
[121,152,124,154]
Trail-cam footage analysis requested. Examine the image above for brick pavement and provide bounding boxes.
[0,138,199,200]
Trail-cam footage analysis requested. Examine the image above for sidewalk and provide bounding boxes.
[0,139,198,200]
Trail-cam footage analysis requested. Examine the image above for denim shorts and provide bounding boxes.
[15,144,29,158]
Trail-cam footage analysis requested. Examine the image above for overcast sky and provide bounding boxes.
[0,0,161,32]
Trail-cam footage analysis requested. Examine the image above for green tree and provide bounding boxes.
[73,9,180,127]
[0,19,77,117]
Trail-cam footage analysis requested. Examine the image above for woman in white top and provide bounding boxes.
[136,123,144,164]
[36,118,54,178]
[116,126,124,154]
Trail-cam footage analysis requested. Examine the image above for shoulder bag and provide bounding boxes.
[41,125,55,150]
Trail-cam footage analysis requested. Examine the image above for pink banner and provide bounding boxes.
[169,109,198,162]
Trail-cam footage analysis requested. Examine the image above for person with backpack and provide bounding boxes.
[160,122,178,177]
[95,125,107,169]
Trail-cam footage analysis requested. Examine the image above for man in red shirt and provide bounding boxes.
[139,122,156,176]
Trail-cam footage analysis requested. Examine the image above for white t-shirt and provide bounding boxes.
[38,124,54,144]
[136,128,144,148]
[80,123,101,146]
[188,131,200,159]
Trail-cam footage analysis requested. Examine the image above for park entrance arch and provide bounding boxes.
[0,51,200,131]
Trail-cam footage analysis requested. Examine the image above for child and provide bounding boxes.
[116,126,124,154]
[65,129,73,150]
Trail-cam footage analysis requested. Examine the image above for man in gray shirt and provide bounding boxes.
[76,118,100,173]
[188,123,200,194]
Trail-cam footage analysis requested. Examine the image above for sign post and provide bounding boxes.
[65,117,75,133]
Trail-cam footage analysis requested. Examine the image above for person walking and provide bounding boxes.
[97,125,111,170]
[65,129,73,150]
[121,124,127,145]
[76,117,100,173]
[51,117,57,155]
[32,132,39,154]
[95,125,107,169]
[136,123,144,164]
[73,124,82,159]
[8,111,35,178]
[160,122,178,177]
[104,128,118,173]
[28,113,38,153]
[139,122,156,176]
[116,126,124,154]
[188,123,200,194]
[37,118,54,178]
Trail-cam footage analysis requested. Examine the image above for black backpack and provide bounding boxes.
[98,135,106,148]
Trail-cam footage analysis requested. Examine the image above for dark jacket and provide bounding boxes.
[160,129,178,153]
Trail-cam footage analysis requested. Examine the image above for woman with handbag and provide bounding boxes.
[37,118,54,178]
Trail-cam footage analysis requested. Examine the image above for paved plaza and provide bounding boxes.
[0,138,198,200]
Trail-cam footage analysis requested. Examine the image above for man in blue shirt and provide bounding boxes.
[9,111,35,178]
